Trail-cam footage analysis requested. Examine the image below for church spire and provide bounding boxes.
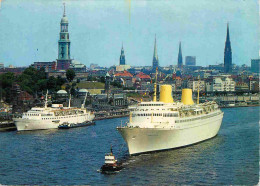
[119,43,126,65]
[226,23,230,42]
[153,34,158,61]
[152,34,159,71]
[224,23,232,73]
[178,42,183,68]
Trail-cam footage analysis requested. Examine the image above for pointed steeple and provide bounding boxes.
[226,23,230,42]
[178,42,183,68]
[153,34,158,61]
[119,43,126,65]
[152,34,159,70]
[224,23,232,73]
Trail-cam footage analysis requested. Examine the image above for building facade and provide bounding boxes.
[33,61,57,71]
[206,76,235,92]
[185,56,196,66]
[251,59,260,73]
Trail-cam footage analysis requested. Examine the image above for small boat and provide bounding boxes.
[100,146,122,173]
[58,121,95,129]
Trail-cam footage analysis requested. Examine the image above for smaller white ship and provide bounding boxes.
[14,90,95,131]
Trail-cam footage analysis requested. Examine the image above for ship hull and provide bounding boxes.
[117,114,223,155]
[14,114,95,131]
[13,119,60,131]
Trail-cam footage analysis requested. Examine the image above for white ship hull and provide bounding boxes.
[14,114,95,131]
[118,113,223,155]
[14,119,60,131]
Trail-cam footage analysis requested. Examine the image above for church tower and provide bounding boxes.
[152,35,159,71]
[119,44,126,65]
[224,23,232,73]
[177,42,183,68]
[57,3,72,70]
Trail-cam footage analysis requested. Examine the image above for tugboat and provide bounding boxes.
[100,146,122,173]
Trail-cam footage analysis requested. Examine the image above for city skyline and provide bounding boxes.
[0,0,259,68]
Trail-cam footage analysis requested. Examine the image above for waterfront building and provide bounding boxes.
[251,59,260,73]
[224,24,232,73]
[91,93,128,110]
[206,76,235,92]
[177,42,183,68]
[187,80,205,92]
[33,61,57,71]
[235,82,249,92]
[185,56,196,66]
[152,35,159,71]
[57,4,72,70]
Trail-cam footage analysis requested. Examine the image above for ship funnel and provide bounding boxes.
[181,89,194,105]
[159,85,174,103]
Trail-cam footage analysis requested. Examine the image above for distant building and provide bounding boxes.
[235,82,249,92]
[251,59,260,73]
[69,60,86,72]
[185,56,196,66]
[224,24,232,73]
[114,71,133,87]
[177,42,183,68]
[90,63,99,70]
[116,65,131,72]
[187,80,205,92]
[57,4,72,70]
[206,76,235,92]
[152,35,159,71]
[33,61,57,71]
[0,63,4,69]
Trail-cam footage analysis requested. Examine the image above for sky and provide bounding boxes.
[0,0,259,68]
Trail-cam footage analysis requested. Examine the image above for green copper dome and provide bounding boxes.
[61,16,68,23]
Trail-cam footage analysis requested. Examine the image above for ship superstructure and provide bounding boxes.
[117,71,223,155]
[14,91,94,131]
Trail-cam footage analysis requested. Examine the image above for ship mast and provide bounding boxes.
[68,94,71,108]
[153,67,158,102]
[44,90,48,108]
[197,75,200,104]
[81,93,87,109]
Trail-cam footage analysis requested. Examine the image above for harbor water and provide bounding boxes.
[0,106,259,185]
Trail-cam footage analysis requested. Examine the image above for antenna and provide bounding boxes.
[63,2,66,17]
[153,67,158,102]
[68,93,71,108]
[44,90,48,108]
[197,75,200,104]
[81,93,87,109]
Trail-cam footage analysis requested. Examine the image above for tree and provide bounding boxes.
[66,69,76,82]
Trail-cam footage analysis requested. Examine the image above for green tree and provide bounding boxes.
[66,69,76,82]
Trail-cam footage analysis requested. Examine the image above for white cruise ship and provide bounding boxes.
[117,76,224,155]
[14,91,95,131]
